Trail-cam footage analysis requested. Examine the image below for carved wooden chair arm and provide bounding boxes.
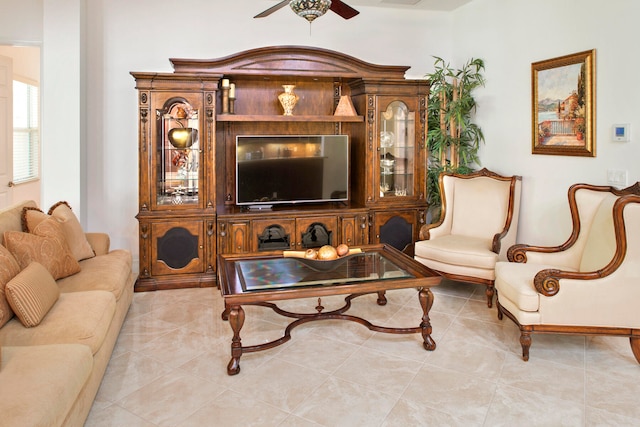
[507,243,570,263]
[419,222,439,240]
[533,268,615,297]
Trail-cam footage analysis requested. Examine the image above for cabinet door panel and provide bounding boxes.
[373,210,418,253]
[295,216,338,249]
[150,92,205,211]
[339,214,369,246]
[252,218,295,251]
[218,220,250,255]
[151,221,204,275]
[230,221,250,253]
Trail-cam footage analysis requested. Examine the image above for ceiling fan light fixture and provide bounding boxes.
[290,0,332,22]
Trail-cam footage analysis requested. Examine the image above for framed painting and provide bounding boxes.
[532,49,596,156]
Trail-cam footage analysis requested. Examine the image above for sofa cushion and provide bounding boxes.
[4,218,81,280]
[0,200,37,246]
[0,290,116,355]
[23,202,95,261]
[5,262,60,327]
[0,344,93,427]
[57,249,132,301]
[449,176,511,239]
[0,244,21,328]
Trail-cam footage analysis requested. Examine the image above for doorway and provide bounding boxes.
[0,45,41,208]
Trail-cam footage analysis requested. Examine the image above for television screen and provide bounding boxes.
[236,135,349,208]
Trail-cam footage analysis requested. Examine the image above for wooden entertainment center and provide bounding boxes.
[131,46,429,291]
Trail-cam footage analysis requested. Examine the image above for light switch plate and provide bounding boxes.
[607,169,628,187]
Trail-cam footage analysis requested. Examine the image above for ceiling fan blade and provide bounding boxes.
[254,0,289,18]
[330,0,360,19]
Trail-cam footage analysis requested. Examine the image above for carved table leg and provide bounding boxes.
[418,287,436,351]
[227,305,245,375]
[520,330,531,361]
[221,305,229,321]
[377,290,387,306]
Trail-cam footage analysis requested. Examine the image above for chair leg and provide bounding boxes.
[485,285,494,308]
[630,336,640,364]
[519,330,531,361]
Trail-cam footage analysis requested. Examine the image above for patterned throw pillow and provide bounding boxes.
[23,201,95,261]
[0,244,21,327]
[4,218,81,280]
[5,262,60,327]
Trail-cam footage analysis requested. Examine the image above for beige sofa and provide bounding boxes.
[0,200,135,426]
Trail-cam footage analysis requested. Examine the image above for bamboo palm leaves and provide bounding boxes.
[425,56,486,209]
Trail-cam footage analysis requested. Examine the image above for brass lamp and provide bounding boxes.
[289,0,332,22]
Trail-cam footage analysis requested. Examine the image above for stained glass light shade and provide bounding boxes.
[289,0,332,22]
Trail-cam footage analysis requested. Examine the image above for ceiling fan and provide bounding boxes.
[255,0,360,23]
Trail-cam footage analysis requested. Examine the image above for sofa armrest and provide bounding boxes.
[85,233,110,256]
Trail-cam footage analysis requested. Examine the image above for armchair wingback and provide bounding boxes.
[495,182,640,363]
[414,168,522,307]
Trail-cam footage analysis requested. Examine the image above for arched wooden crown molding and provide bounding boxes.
[170,45,410,79]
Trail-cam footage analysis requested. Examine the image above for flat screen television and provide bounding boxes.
[236,135,349,209]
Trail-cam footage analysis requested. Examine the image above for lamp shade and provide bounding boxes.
[290,0,332,22]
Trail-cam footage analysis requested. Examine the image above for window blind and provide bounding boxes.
[13,80,39,183]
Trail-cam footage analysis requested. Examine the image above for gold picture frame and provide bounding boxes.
[532,49,596,157]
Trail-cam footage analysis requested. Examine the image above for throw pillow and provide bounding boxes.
[23,202,95,261]
[5,262,60,327]
[4,218,81,280]
[0,244,21,328]
[21,206,48,231]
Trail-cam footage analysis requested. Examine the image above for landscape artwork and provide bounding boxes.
[532,50,595,157]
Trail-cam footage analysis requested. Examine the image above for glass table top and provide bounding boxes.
[236,252,413,292]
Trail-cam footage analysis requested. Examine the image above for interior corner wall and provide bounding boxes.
[42,0,82,217]
[451,0,640,245]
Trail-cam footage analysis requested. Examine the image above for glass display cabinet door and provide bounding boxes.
[156,99,200,206]
[378,100,415,199]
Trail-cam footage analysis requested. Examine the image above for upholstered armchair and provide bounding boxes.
[414,168,522,307]
[495,182,640,363]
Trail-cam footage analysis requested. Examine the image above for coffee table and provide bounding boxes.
[216,244,442,375]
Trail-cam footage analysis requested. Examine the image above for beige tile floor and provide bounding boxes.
[87,280,640,426]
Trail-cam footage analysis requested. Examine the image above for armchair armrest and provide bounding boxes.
[530,195,638,296]
[85,232,110,256]
[507,243,574,263]
[533,266,617,297]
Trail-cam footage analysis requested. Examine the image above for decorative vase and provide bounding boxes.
[278,85,299,116]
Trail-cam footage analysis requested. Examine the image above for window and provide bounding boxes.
[13,80,39,183]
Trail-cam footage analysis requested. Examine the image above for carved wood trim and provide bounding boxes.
[170,46,410,79]
[532,193,640,296]
[508,182,640,263]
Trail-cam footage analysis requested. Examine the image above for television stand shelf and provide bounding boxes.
[216,115,364,122]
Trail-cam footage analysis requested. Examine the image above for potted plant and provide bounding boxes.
[425,56,486,222]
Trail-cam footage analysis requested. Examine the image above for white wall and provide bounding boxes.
[41,0,83,218]
[452,0,640,244]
